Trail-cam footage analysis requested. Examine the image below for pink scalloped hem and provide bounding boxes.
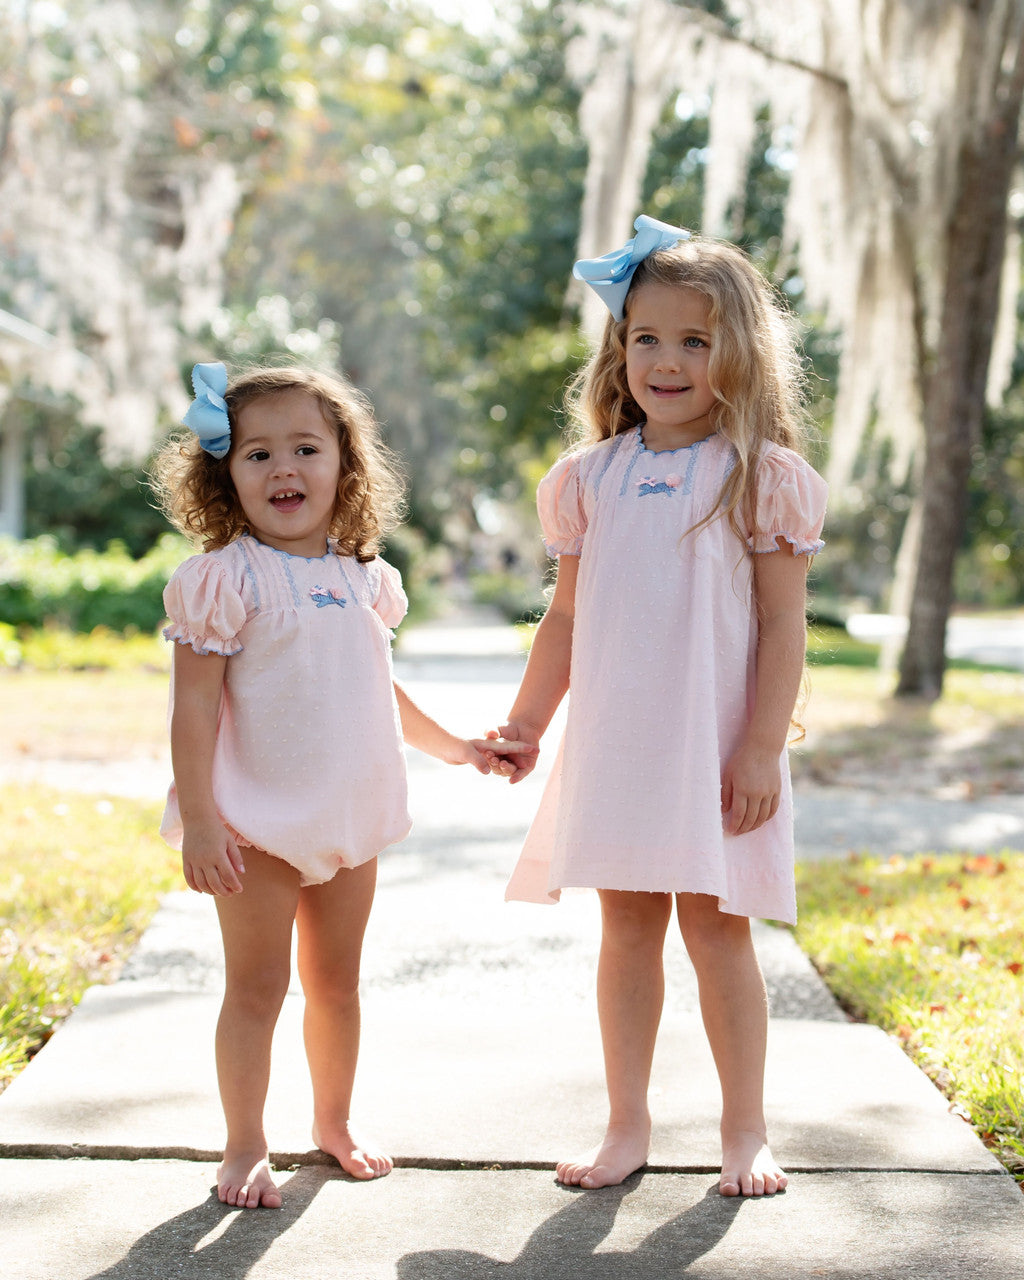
[223,821,269,855]
[748,532,825,556]
[542,539,584,559]
[162,624,243,657]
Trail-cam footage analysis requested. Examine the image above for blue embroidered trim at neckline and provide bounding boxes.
[636,423,715,455]
[246,535,334,562]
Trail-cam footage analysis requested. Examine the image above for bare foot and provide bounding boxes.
[218,1151,282,1209]
[313,1120,393,1180]
[556,1120,651,1189]
[719,1128,787,1197]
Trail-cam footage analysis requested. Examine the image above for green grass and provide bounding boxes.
[795,851,1024,1185]
[793,662,1024,796]
[0,622,169,672]
[0,785,179,1092]
[806,623,882,667]
[1,668,168,761]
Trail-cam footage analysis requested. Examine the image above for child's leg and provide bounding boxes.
[557,889,672,1189]
[675,893,787,1197]
[213,847,300,1209]
[294,857,391,1180]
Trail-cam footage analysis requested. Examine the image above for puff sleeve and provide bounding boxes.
[536,454,587,557]
[371,557,409,630]
[162,555,247,656]
[748,448,828,556]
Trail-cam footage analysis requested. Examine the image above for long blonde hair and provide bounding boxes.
[150,365,405,560]
[566,235,809,541]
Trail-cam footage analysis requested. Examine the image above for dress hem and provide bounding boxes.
[506,875,796,925]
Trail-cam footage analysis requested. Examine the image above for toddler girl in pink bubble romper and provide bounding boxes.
[497,217,827,1199]
[151,362,531,1210]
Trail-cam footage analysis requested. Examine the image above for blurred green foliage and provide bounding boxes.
[24,419,169,558]
[0,535,187,633]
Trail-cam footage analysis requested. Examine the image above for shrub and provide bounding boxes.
[0,534,190,633]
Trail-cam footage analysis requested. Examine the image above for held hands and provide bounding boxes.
[181,818,246,896]
[721,741,782,836]
[458,734,539,777]
[483,722,543,784]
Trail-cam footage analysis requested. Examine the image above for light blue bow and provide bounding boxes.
[572,214,691,321]
[182,362,231,459]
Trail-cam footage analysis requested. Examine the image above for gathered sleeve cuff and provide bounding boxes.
[371,557,409,629]
[162,555,247,656]
[536,454,587,557]
[747,448,828,556]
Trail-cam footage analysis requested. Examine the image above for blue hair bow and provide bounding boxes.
[182,362,231,459]
[573,214,691,321]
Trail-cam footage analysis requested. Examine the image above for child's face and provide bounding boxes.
[624,283,716,450]
[228,389,342,557]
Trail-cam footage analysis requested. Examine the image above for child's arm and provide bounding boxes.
[721,540,809,836]
[170,644,246,895]
[498,554,579,783]
[393,681,537,776]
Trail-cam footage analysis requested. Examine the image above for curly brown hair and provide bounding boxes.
[150,364,406,561]
[567,234,810,543]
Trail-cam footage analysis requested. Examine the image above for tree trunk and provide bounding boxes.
[896,25,1024,698]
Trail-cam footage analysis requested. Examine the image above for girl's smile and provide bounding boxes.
[269,489,305,513]
[229,389,342,557]
[625,283,716,450]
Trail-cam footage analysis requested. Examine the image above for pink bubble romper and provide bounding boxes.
[161,535,412,885]
[505,427,827,925]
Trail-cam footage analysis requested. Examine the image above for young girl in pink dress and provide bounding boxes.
[498,217,827,1197]
[151,363,530,1210]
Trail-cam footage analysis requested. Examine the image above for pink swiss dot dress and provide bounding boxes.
[161,535,411,885]
[505,427,827,924]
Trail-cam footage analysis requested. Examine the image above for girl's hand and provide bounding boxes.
[721,742,782,836]
[394,680,535,777]
[457,736,539,777]
[181,820,246,896]
[493,721,543,784]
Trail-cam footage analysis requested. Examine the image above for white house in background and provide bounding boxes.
[0,308,56,539]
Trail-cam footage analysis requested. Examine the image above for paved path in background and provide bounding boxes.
[1,611,1022,1279]
[848,611,1024,671]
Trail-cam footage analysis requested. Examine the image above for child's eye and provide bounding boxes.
[297,445,318,456]
[247,449,270,462]
[636,334,657,345]
[684,336,707,348]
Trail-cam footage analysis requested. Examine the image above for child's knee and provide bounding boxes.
[676,894,750,952]
[223,965,291,1017]
[600,890,672,946]
[300,964,361,1008]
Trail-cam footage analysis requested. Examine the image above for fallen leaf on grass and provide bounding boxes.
[962,854,1008,876]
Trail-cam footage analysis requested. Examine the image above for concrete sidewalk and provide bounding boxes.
[2,614,1023,1278]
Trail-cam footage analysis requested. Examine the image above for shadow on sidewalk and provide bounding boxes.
[86,1166,329,1280]
[397,1178,745,1279]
